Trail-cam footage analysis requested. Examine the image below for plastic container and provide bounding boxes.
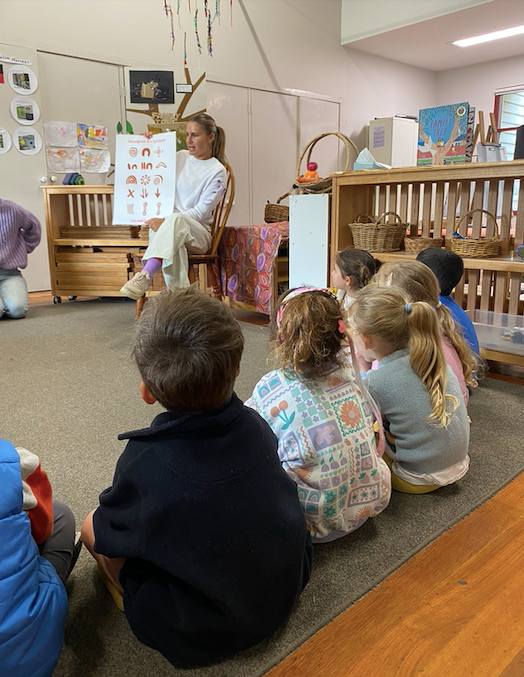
[473,310,524,356]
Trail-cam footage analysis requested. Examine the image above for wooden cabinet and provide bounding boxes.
[42,185,144,300]
[330,161,524,364]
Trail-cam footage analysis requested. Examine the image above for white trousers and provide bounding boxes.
[143,213,211,289]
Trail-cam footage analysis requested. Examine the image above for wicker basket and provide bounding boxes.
[294,131,359,195]
[450,209,501,258]
[265,193,289,223]
[349,212,407,252]
[404,236,444,253]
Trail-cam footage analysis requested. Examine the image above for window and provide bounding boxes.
[494,89,524,160]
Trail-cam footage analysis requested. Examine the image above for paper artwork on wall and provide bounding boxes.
[46,147,80,172]
[0,65,4,85]
[0,128,12,154]
[8,66,38,95]
[417,102,469,166]
[112,132,176,225]
[77,123,109,149]
[14,127,43,155]
[44,120,78,147]
[10,97,40,125]
[79,148,111,173]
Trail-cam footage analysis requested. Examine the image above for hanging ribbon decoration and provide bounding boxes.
[205,0,213,56]
[163,0,175,49]
[194,8,202,54]
[183,31,188,66]
[177,0,181,27]
[215,0,221,24]
[230,0,233,27]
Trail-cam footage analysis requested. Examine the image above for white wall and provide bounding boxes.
[0,0,436,147]
[341,0,492,43]
[436,53,524,113]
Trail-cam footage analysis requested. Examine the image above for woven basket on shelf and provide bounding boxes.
[450,209,501,258]
[294,131,359,195]
[349,212,407,252]
[264,193,289,223]
[404,235,444,253]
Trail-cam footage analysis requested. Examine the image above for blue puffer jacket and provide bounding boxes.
[0,439,67,677]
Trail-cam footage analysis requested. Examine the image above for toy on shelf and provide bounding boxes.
[297,161,320,184]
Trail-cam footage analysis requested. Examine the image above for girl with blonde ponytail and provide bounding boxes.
[374,260,477,404]
[349,286,470,494]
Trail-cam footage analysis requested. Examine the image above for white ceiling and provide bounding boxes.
[343,0,524,71]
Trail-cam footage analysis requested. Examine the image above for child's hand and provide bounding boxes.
[145,217,164,231]
[144,131,153,139]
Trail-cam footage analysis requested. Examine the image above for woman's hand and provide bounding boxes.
[145,217,164,231]
[144,131,153,139]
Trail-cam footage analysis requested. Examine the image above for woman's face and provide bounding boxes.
[186,122,213,160]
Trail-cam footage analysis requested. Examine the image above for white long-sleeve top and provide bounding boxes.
[174,150,227,227]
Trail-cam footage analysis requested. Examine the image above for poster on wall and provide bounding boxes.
[0,65,4,84]
[112,132,176,225]
[14,127,43,155]
[46,147,80,172]
[10,97,40,125]
[8,66,38,95]
[79,148,111,173]
[77,123,109,149]
[44,120,78,147]
[128,70,175,104]
[0,128,12,154]
[417,102,470,166]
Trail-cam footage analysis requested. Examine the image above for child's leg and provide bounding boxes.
[142,256,162,277]
[0,271,28,319]
[39,500,78,583]
[382,453,440,494]
[81,510,125,593]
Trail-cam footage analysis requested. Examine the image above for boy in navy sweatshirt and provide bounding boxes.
[81,288,312,668]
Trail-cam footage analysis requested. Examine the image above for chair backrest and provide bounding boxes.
[209,162,235,256]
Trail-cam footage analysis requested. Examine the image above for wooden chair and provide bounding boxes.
[135,162,235,318]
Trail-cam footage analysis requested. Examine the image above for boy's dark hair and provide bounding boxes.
[416,248,464,296]
[336,248,380,289]
[133,288,244,411]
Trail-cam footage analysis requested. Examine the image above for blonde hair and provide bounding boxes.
[374,260,477,388]
[188,112,226,164]
[350,286,458,427]
[272,289,344,379]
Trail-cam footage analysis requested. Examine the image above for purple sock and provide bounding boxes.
[142,257,162,277]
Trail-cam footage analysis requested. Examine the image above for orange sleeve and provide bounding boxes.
[25,465,54,544]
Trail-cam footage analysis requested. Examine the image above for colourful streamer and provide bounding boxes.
[184,31,188,66]
[163,0,175,49]
[215,0,221,24]
[194,8,202,54]
[230,0,233,27]
[207,7,213,56]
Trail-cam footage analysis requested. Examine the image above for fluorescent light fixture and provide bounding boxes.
[453,24,524,47]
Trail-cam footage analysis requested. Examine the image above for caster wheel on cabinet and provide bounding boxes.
[53,296,62,304]
[68,295,77,301]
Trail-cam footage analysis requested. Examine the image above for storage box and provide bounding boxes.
[368,116,418,168]
[473,310,524,357]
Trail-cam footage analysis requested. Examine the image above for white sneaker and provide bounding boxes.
[120,271,151,300]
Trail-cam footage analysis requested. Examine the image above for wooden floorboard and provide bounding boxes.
[268,473,524,677]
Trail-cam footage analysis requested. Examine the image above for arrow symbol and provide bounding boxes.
[155,188,161,198]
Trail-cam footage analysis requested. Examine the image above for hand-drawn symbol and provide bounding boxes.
[154,147,163,157]
[126,175,137,184]
[142,202,148,216]
[129,147,138,157]
[142,147,151,157]
[155,161,167,169]
[153,175,164,185]
[140,175,150,185]
[155,188,161,198]
[140,188,149,199]
[127,203,134,214]
[141,162,153,170]
[156,202,162,215]
[127,188,135,198]
[127,163,138,170]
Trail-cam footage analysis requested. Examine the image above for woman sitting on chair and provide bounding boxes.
[121,113,227,300]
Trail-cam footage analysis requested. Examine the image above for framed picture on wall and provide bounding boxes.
[0,128,12,154]
[128,70,175,105]
[10,97,40,125]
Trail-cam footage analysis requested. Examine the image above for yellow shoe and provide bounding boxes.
[97,562,124,611]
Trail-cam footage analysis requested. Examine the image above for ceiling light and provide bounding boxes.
[452,24,524,47]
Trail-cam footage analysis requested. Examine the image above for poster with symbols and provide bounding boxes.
[112,132,176,226]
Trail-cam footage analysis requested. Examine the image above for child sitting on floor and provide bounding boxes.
[331,248,379,314]
[349,286,470,494]
[0,440,79,676]
[374,260,477,405]
[416,247,480,354]
[81,288,312,669]
[246,288,391,543]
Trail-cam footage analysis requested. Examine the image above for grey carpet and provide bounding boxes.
[1,299,522,677]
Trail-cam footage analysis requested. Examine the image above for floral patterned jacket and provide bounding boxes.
[246,364,391,542]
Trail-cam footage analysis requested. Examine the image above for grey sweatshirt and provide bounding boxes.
[366,349,469,475]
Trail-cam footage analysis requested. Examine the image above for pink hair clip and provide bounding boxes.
[338,319,347,335]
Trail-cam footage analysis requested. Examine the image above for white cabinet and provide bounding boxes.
[368,116,418,167]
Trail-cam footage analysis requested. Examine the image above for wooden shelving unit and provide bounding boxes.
[330,161,524,365]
